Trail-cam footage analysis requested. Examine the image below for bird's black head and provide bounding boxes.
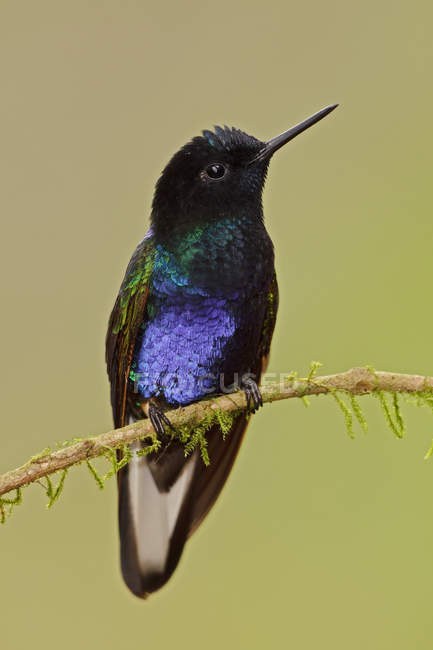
[151,126,266,240]
[151,105,338,242]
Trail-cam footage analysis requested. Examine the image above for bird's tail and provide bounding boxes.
[118,439,197,598]
[118,412,249,597]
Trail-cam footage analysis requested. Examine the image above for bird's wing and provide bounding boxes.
[187,271,279,535]
[105,232,155,428]
[106,232,200,598]
[257,271,279,373]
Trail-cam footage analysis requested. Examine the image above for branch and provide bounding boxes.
[1,366,433,500]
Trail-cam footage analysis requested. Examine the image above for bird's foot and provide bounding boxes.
[241,376,263,413]
[148,402,174,437]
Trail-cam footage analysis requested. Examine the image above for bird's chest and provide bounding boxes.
[132,219,274,405]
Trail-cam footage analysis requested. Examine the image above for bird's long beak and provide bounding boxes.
[250,104,338,164]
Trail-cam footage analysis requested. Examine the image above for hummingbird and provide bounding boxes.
[106,104,337,598]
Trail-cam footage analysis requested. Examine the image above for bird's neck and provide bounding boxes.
[154,209,263,249]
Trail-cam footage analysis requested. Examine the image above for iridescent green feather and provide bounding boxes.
[113,241,155,334]
[106,235,155,427]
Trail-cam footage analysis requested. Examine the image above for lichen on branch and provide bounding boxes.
[2,365,433,523]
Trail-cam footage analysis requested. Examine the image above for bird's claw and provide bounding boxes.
[241,376,263,413]
[148,403,174,437]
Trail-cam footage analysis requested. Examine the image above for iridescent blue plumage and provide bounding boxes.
[133,213,274,405]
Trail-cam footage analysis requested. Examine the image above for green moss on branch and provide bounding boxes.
[2,365,433,522]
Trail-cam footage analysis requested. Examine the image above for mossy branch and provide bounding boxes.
[2,366,433,516]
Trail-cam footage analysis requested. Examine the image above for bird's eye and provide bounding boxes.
[205,163,226,180]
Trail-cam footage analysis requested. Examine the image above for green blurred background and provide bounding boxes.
[1,1,433,648]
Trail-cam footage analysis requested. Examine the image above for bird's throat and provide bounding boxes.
[152,213,274,297]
